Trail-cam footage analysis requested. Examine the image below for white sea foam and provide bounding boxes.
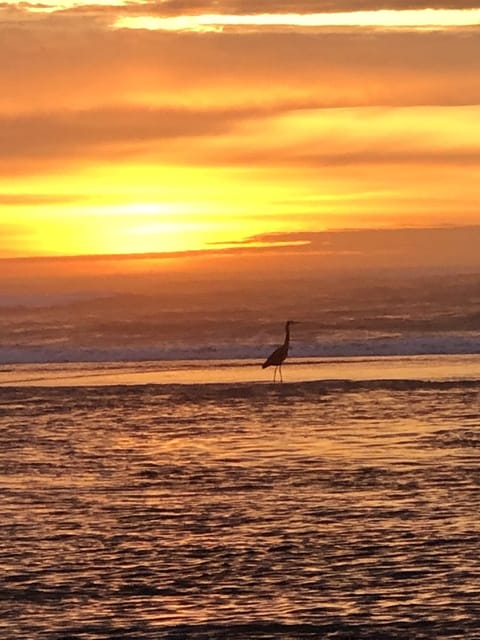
[0,333,478,364]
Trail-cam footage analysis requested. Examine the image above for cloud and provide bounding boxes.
[238,226,480,268]
[2,4,480,195]
[2,225,479,271]
[0,102,308,173]
[7,1,480,17]
[1,101,480,177]
[0,194,84,205]
[1,17,480,116]
[218,147,480,169]
[145,1,480,14]
[114,9,480,33]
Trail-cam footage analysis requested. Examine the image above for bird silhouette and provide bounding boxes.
[262,320,299,382]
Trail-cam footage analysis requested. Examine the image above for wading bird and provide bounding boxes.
[262,320,299,382]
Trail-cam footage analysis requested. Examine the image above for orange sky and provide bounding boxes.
[1,1,480,260]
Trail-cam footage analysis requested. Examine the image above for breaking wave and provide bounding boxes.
[1,333,479,365]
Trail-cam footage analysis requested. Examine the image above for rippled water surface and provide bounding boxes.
[1,359,480,639]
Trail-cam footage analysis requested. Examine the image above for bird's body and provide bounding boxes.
[262,320,298,382]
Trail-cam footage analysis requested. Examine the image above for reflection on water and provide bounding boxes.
[1,354,480,387]
[0,365,479,638]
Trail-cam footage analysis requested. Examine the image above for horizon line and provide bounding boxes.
[1,223,479,263]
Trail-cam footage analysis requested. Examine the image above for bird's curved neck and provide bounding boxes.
[284,324,290,347]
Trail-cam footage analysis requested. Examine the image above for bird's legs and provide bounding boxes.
[272,365,283,383]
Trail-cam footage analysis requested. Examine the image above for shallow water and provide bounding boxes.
[1,354,480,387]
[1,358,480,639]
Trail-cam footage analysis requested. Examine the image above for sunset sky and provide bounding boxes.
[1,1,480,262]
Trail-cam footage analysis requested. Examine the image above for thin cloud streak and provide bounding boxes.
[2,103,480,175]
[8,1,480,16]
[133,1,480,15]
[220,148,480,169]
[5,3,480,33]
[240,226,480,268]
[115,9,480,32]
[2,226,479,272]
[0,194,84,205]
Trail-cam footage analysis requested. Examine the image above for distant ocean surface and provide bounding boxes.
[1,335,479,365]
[1,269,479,365]
[1,355,479,639]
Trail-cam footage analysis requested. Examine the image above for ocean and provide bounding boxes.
[1,355,479,639]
